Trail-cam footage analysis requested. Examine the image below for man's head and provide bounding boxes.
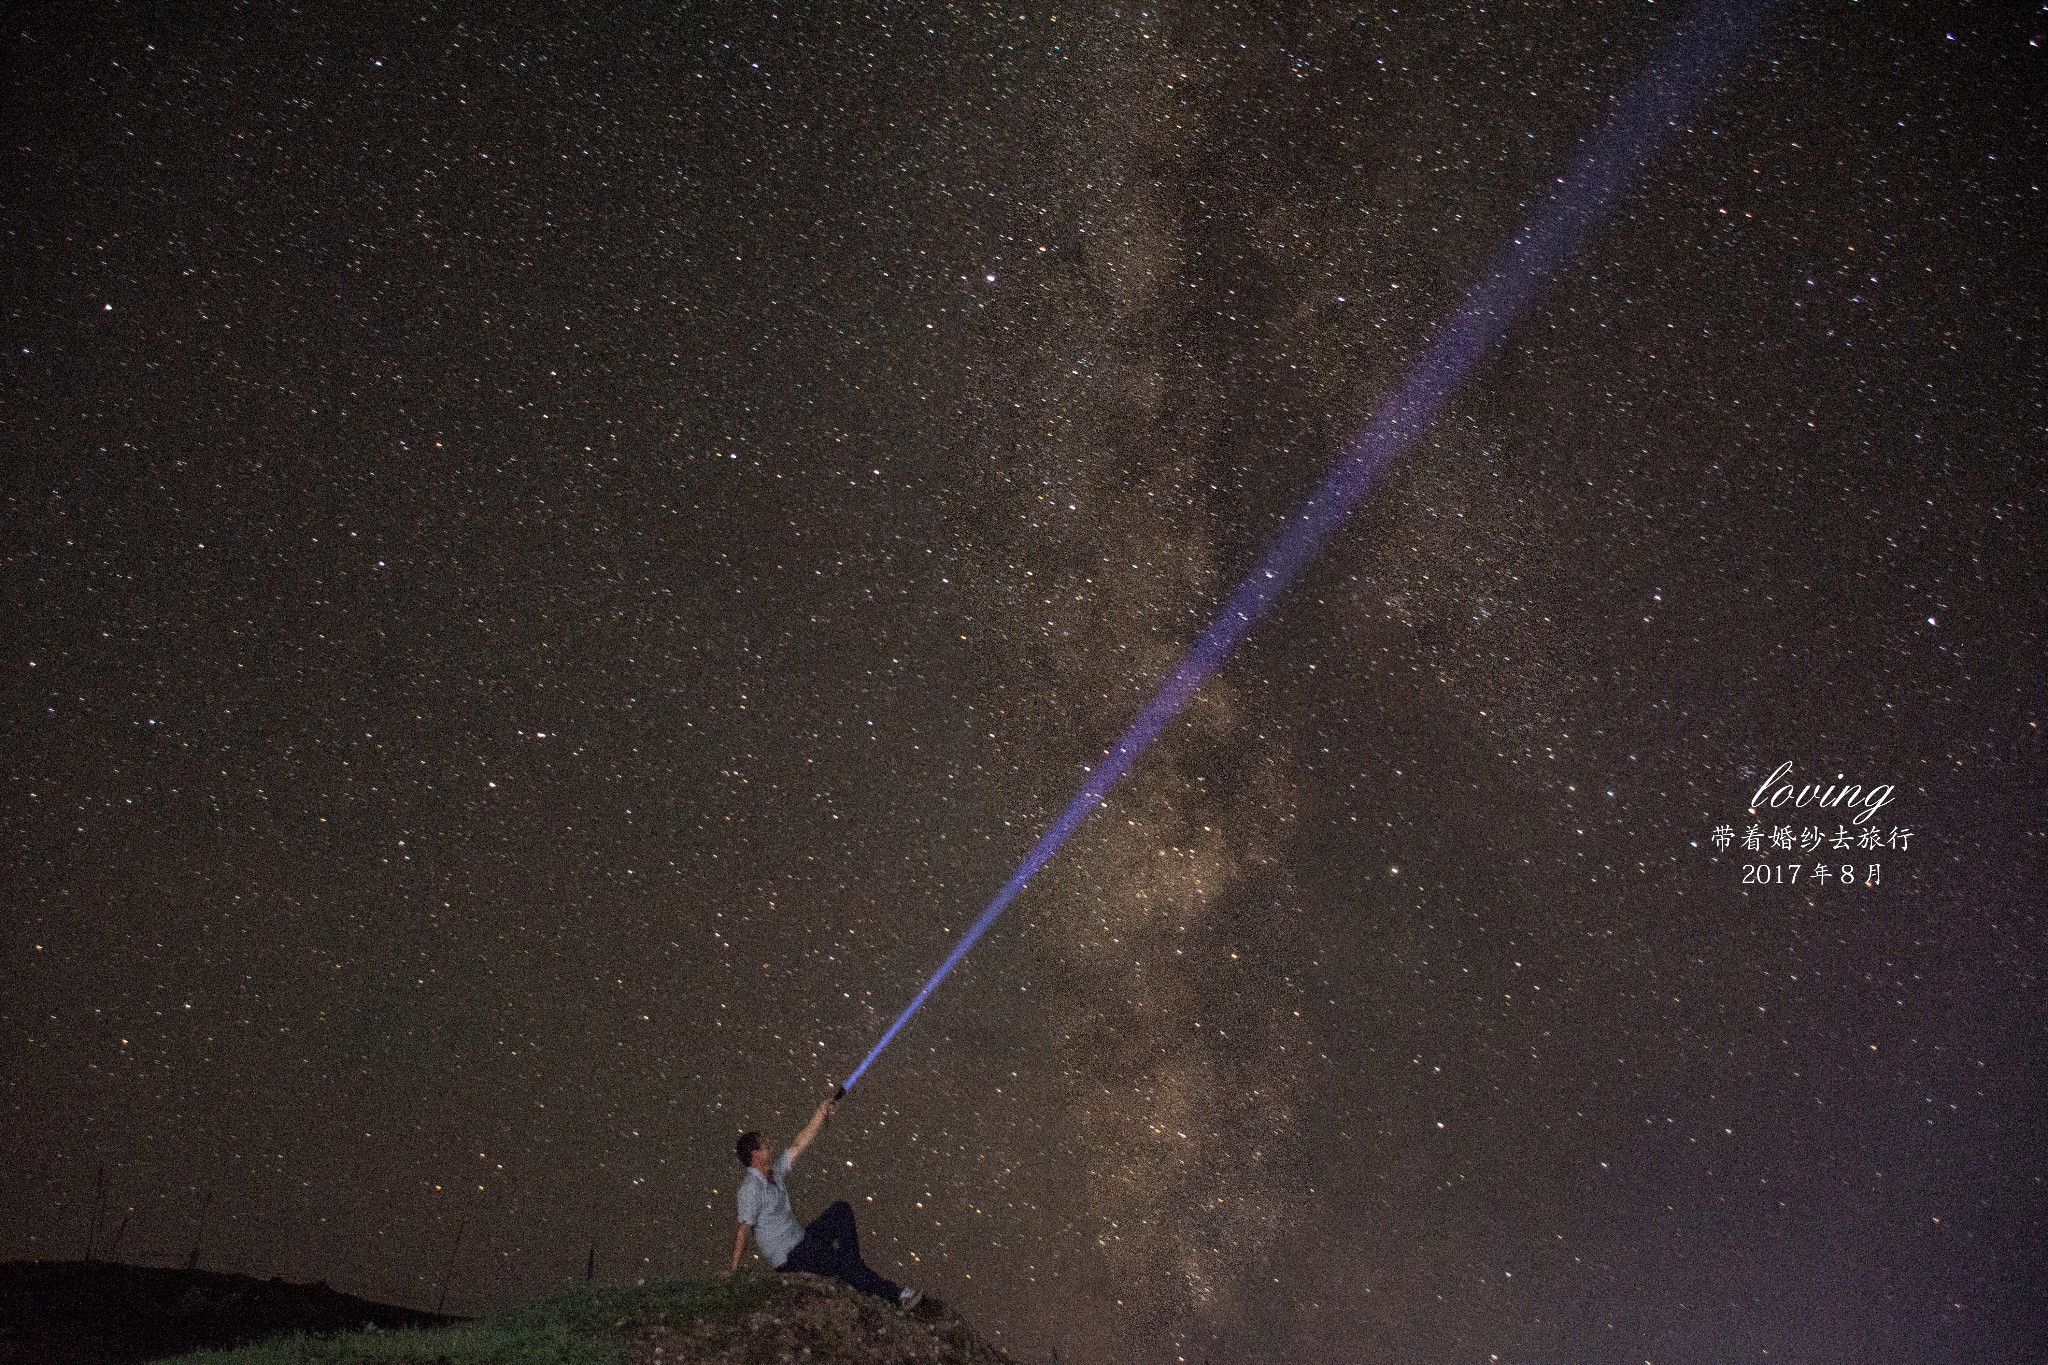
[735,1130,769,1171]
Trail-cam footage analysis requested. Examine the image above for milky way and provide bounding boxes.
[5,6,2042,1363]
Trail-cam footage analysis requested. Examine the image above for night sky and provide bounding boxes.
[5,3,2043,1362]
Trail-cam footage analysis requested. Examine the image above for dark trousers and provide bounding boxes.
[779,1199,901,1303]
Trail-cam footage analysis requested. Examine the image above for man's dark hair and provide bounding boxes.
[735,1130,764,1168]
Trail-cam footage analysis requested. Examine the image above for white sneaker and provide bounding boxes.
[899,1287,922,1311]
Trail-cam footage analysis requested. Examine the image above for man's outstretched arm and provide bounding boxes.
[784,1093,837,1165]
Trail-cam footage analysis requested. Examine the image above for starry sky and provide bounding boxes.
[4,3,2043,1362]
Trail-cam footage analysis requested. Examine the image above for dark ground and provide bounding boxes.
[0,1261,459,1365]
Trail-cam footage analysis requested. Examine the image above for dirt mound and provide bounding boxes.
[629,1271,1007,1365]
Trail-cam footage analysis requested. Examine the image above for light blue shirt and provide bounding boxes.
[736,1148,804,1267]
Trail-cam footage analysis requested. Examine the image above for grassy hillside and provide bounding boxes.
[157,1271,1005,1365]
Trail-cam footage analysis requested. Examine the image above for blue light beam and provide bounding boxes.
[844,0,1774,1091]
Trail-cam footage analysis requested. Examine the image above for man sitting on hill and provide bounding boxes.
[727,1090,921,1311]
